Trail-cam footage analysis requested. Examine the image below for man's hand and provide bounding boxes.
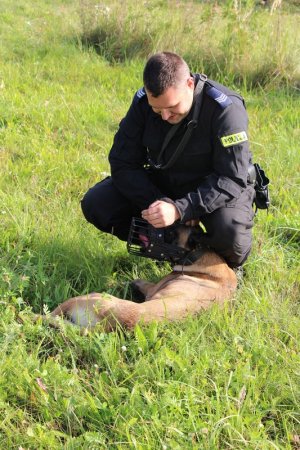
[141,200,180,228]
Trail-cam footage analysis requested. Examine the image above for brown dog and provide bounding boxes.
[50,226,237,330]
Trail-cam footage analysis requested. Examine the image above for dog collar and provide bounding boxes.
[175,248,206,267]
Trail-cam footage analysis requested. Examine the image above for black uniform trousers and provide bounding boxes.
[81,177,255,268]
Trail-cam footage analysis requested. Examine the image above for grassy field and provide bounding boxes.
[0,0,299,448]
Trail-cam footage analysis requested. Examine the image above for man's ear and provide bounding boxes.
[187,77,195,89]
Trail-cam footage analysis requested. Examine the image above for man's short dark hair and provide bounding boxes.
[143,52,190,97]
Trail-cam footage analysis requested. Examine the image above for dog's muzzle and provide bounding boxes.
[127,217,189,263]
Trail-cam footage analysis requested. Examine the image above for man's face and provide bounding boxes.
[146,77,195,125]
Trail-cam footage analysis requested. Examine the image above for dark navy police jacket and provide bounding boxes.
[109,74,252,222]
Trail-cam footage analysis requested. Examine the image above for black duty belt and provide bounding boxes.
[247,163,270,210]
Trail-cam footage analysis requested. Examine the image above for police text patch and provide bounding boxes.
[220,131,248,148]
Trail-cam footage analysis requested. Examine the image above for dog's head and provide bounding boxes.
[128,218,204,263]
[164,224,204,251]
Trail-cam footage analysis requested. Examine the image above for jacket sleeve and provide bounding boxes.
[109,93,163,210]
[174,100,252,222]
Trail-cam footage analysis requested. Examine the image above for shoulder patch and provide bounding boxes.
[206,86,232,109]
[135,87,146,101]
[220,131,248,148]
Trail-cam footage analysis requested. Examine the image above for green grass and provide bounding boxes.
[0,0,299,448]
[78,0,300,88]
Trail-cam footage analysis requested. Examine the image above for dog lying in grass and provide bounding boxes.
[49,225,237,331]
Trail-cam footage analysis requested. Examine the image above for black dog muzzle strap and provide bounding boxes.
[127,218,188,263]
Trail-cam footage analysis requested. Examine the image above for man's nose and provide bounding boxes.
[161,109,172,121]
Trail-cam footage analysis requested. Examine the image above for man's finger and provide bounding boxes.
[142,211,158,220]
[148,200,161,208]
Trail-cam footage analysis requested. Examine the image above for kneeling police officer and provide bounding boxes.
[81,51,257,269]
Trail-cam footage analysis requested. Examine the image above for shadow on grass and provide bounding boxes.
[2,230,168,313]
[273,226,300,251]
[80,28,152,63]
